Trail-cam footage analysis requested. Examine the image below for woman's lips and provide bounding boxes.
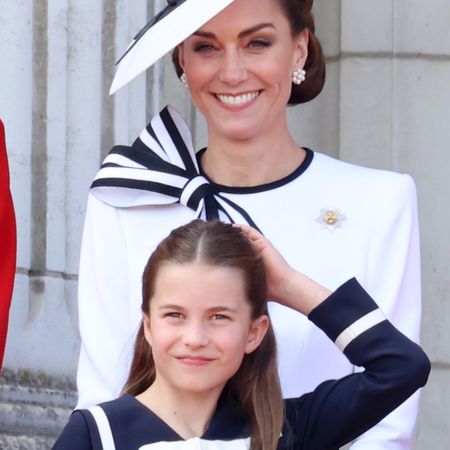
[215,91,260,107]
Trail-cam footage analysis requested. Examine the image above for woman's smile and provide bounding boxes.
[179,0,308,142]
[215,90,261,107]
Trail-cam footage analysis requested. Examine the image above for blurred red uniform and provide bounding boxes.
[0,119,16,369]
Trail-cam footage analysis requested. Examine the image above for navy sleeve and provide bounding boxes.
[52,411,94,450]
[283,278,430,450]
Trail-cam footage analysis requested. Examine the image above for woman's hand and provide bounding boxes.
[235,224,331,315]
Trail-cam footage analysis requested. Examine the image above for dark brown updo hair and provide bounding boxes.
[171,0,325,105]
[280,0,326,104]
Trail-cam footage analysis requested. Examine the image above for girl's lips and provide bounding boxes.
[215,91,260,107]
[176,356,214,366]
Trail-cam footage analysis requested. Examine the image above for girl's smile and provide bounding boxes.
[175,355,215,366]
[143,262,268,397]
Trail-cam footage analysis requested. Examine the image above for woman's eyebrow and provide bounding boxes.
[193,23,276,40]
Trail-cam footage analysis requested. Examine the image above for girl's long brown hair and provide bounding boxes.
[123,220,283,450]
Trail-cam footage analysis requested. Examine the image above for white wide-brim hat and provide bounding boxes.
[110,0,235,94]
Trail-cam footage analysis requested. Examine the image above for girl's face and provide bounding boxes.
[178,0,308,142]
[143,262,268,397]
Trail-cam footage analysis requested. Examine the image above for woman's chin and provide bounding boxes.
[209,123,263,143]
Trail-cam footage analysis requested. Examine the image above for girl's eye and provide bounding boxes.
[248,39,272,49]
[165,312,183,319]
[211,314,230,321]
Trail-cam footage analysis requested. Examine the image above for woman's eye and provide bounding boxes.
[248,39,271,49]
[194,43,216,53]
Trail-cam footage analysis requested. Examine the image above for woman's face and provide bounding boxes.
[178,0,308,142]
[143,262,268,397]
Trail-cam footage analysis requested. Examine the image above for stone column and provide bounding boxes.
[337,1,450,447]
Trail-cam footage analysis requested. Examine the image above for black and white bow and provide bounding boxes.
[91,106,259,228]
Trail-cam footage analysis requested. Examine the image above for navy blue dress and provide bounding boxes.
[53,279,430,450]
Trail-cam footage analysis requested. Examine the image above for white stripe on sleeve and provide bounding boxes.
[335,308,386,351]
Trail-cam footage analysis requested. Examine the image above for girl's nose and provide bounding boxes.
[219,50,248,86]
[182,322,209,349]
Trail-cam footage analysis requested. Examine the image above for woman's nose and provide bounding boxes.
[219,50,248,86]
[182,321,209,348]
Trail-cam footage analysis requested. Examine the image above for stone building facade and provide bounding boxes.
[0,0,449,447]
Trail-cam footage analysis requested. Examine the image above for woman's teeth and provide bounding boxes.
[217,91,259,105]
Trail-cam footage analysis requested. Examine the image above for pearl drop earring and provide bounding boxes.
[292,68,306,86]
[180,73,188,88]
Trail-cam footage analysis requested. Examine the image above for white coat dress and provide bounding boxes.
[77,107,422,449]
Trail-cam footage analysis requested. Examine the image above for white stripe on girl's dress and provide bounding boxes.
[139,436,251,450]
[335,308,386,351]
[88,406,116,450]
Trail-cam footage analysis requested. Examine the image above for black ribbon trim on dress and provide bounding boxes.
[159,107,198,175]
[91,178,182,200]
[215,194,260,230]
